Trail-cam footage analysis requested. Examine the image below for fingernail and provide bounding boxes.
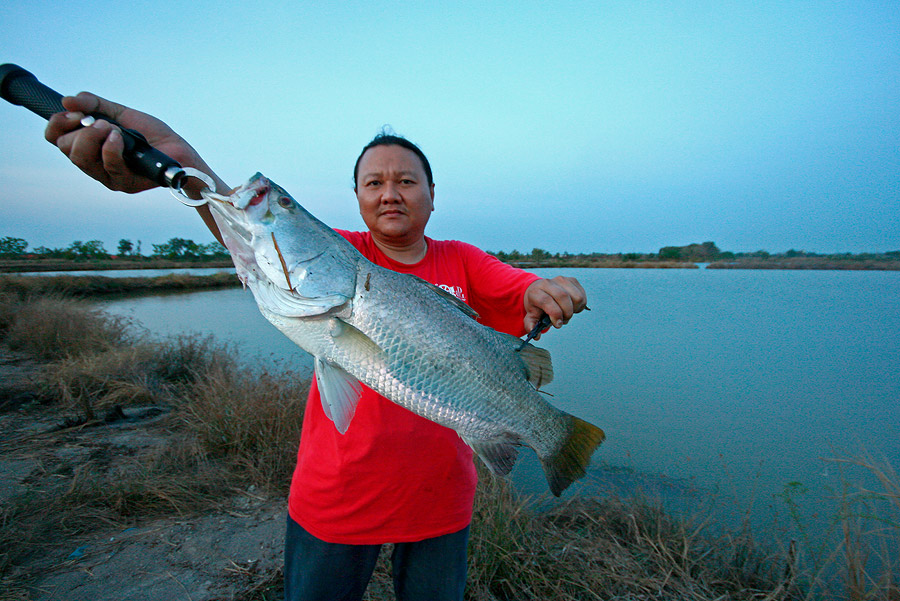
[108,128,121,143]
[556,320,563,328]
[65,111,84,121]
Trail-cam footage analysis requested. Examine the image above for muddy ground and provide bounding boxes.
[0,348,291,601]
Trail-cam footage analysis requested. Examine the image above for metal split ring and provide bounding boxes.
[170,168,218,207]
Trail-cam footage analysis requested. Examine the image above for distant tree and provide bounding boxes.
[659,246,682,260]
[67,240,109,260]
[117,239,134,256]
[530,248,550,261]
[199,241,229,258]
[0,236,28,257]
[152,237,202,259]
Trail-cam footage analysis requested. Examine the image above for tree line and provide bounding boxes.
[0,236,229,261]
[489,242,900,264]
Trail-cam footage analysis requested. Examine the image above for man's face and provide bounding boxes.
[355,145,435,246]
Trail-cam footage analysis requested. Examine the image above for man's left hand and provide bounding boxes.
[522,276,588,339]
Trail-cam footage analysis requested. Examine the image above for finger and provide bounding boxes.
[60,119,111,182]
[549,276,588,313]
[64,91,129,121]
[45,110,84,145]
[65,119,137,190]
[523,308,545,333]
[99,126,138,190]
[542,281,577,327]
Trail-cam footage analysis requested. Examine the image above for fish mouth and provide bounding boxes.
[205,175,272,246]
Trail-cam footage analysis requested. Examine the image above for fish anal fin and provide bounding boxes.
[464,436,522,476]
[541,417,606,496]
[314,356,362,434]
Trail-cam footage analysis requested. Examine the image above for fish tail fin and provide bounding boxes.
[541,417,605,497]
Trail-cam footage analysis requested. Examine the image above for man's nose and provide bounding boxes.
[380,182,401,202]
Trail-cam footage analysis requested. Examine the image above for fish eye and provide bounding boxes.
[277,196,293,208]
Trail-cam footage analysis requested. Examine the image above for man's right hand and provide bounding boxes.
[44,92,226,200]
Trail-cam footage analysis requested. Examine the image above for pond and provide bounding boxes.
[101,267,900,544]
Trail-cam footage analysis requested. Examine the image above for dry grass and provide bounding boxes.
[464,470,803,601]
[3,294,899,600]
[5,296,131,361]
[181,361,308,492]
[811,453,900,600]
[0,295,307,583]
[0,272,240,299]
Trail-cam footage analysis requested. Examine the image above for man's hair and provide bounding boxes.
[353,129,433,190]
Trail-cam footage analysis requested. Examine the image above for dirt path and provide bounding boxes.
[27,500,285,601]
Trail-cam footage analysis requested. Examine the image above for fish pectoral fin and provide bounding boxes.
[314,356,362,434]
[328,318,384,357]
[464,435,522,476]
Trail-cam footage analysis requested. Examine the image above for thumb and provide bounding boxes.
[62,92,128,121]
[523,307,545,333]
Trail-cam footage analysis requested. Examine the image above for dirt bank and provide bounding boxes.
[0,349,287,601]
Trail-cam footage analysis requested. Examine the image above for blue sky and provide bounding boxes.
[1,1,897,254]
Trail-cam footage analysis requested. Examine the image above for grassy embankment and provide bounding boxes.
[0,257,233,273]
[0,272,240,299]
[1,278,898,600]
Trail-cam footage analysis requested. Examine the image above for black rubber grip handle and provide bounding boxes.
[0,63,184,188]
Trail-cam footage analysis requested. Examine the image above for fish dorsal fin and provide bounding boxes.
[497,331,554,388]
[405,274,479,319]
[518,342,554,388]
[314,356,362,434]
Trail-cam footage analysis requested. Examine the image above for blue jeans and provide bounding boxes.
[284,515,469,601]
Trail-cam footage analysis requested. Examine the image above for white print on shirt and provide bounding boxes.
[438,284,467,302]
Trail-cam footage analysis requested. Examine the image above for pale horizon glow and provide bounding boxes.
[1,1,897,255]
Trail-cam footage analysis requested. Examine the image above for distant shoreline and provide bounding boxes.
[2,256,900,273]
[0,258,234,273]
[504,257,900,270]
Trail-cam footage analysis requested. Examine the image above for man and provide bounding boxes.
[46,93,587,601]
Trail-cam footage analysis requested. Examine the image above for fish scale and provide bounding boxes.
[207,172,606,496]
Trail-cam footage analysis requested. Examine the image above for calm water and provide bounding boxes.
[100,268,900,535]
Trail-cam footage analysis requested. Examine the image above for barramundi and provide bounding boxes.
[205,173,605,496]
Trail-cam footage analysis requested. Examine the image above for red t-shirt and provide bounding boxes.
[287,231,540,544]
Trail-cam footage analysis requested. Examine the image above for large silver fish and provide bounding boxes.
[206,173,605,496]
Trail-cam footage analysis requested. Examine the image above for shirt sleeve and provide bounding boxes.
[456,242,541,336]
